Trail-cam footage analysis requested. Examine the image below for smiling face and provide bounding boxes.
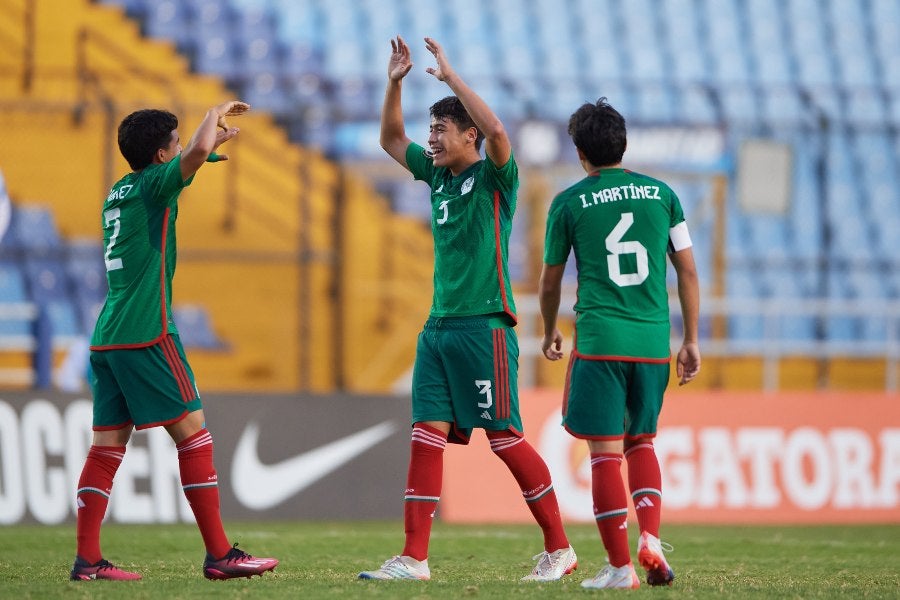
[428,116,478,174]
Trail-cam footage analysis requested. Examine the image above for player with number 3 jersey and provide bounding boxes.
[358,36,576,583]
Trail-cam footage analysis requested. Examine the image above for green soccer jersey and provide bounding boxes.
[406,142,518,321]
[543,168,693,360]
[91,155,194,349]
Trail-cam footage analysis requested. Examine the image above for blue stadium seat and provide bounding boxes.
[765,271,816,341]
[676,86,719,124]
[718,88,759,123]
[661,0,709,83]
[232,34,282,83]
[632,85,677,123]
[871,1,900,89]
[98,0,148,16]
[0,260,27,303]
[65,240,107,335]
[574,0,624,82]
[242,73,294,116]
[279,41,323,78]
[844,87,887,127]
[173,304,226,349]
[323,42,366,79]
[760,89,804,127]
[381,180,430,222]
[3,203,62,256]
[0,260,32,337]
[191,35,239,79]
[747,217,790,262]
[499,43,539,80]
[272,0,323,46]
[22,257,81,337]
[332,77,375,121]
[727,270,764,341]
[142,0,191,43]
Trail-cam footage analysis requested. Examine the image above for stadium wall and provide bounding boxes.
[0,390,897,526]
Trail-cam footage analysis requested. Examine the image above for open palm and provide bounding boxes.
[388,36,413,81]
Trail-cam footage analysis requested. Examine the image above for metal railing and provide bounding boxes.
[515,294,900,392]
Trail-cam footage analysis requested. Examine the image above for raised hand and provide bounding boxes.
[211,125,240,158]
[424,37,455,82]
[388,35,413,81]
[214,100,250,131]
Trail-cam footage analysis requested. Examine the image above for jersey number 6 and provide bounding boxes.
[606,212,648,287]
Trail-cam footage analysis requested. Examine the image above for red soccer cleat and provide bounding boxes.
[203,544,279,580]
[70,556,142,581]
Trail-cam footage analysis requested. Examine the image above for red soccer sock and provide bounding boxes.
[590,452,631,567]
[626,441,662,537]
[75,445,125,564]
[487,432,569,552]
[177,429,231,559]
[402,423,446,561]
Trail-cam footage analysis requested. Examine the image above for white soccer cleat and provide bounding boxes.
[636,531,675,586]
[358,555,431,580]
[521,545,578,581]
[581,562,640,589]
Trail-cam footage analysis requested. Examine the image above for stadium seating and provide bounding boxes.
[172,304,227,350]
[0,204,81,342]
[64,239,107,336]
[4,203,62,255]
[13,0,899,389]
[0,260,33,338]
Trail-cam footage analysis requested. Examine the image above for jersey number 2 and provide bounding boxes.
[606,212,648,287]
[103,208,124,272]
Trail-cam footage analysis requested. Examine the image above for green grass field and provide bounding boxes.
[3,521,898,598]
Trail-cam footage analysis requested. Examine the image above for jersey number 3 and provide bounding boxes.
[606,212,648,287]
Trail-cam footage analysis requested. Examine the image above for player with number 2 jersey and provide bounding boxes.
[71,102,278,583]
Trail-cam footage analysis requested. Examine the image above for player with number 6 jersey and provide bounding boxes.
[539,97,701,589]
[542,167,692,360]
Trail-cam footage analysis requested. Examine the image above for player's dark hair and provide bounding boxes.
[568,97,627,168]
[118,109,179,171]
[429,96,484,151]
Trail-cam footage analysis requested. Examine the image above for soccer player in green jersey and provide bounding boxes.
[538,98,701,590]
[70,101,279,581]
[359,36,575,582]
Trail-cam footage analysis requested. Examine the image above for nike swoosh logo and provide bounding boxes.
[231,420,399,510]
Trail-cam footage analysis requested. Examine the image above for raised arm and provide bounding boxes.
[380,36,414,169]
[423,37,511,167]
[670,247,701,385]
[180,100,249,181]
